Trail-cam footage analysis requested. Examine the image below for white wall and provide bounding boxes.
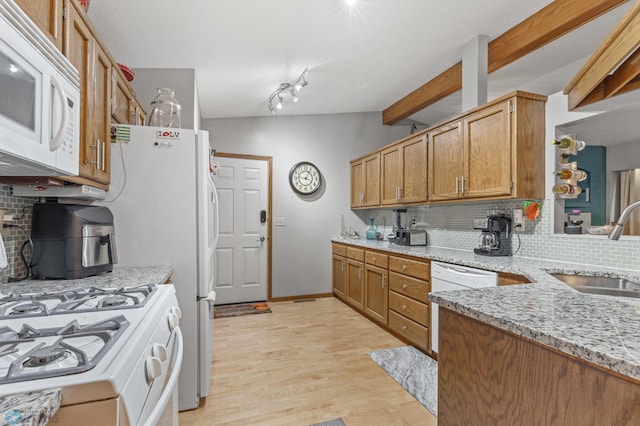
[131,68,197,129]
[202,113,414,298]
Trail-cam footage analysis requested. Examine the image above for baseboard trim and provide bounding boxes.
[270,293,333,302]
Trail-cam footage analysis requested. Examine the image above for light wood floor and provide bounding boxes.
[178,297,437,425]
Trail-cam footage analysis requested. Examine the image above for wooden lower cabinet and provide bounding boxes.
[438,308,640,425]
[331,243,432,353]
[346,259,364,310]
[332,254,346,300]
[364,263,388,324]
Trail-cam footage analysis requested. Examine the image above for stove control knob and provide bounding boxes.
[170,307,182,319]
[168,313,180,331]
[145,357,162,383]
[152,343,168,362]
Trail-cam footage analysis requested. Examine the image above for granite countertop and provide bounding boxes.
[0,266,173,425]
[0,389,61,426]
[0,266,173,294]
[332,237,640,382]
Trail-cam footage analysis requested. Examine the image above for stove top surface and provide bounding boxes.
[0,284,157,319]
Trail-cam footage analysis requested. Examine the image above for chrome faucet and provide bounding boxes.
[609,199,640,240]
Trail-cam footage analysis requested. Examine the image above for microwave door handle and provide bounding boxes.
[49,75,67,151]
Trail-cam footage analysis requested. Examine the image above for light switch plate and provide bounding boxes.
[274,217,286,226]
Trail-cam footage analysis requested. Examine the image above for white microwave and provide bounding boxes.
[0,0,80,176]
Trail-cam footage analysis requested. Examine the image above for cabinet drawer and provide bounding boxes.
[389,310,428,350]
[346,247,365,261]
[389,256,430,280]
[365,251,388,268]
[332,244,347,256]
[389,291,428,326]
[389,272,430,303]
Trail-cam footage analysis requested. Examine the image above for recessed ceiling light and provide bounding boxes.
[345,0,357,6]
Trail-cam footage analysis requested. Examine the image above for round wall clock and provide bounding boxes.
[289,161,322,195]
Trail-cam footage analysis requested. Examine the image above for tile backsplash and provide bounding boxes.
[363,199,640,272]
[0,185,35,282]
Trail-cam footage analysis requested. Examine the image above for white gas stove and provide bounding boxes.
[0,283,183,426]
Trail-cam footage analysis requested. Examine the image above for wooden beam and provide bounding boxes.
[383,0,629,125]
[565,1,640,109]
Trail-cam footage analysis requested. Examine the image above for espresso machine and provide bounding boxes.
[473,215,512,256]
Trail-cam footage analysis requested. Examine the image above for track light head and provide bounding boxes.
[276,95,283,110]
[290,88,299,102]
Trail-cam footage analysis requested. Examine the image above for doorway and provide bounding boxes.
[213,154,272,304]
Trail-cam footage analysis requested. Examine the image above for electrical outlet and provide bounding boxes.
[0,209,8,236]
[513,208,524,227]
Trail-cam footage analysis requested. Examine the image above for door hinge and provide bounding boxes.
[509,101,514,113]
[62,7,67,19]
[510,180,515,188]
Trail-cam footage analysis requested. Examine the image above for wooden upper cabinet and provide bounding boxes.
[381,134,428,205]
[429,92,546,203]
[463,100,512,199]
[381,143,402,205]
[15,0,64,50]
[351,153,381,208]
[428,121,464,201]
[401,134,428,203]
[111,69,133,124]
[63,0,111,186]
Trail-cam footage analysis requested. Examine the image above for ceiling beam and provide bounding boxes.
[382,0,629,125]
[565,0,640,109]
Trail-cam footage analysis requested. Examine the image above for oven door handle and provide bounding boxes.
[142,326,184,426]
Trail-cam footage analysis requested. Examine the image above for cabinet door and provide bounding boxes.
[401,135,428,203]
[15,0,64,50]
[346,259,364,311]
[380,144,402,205]
[363,153,381,206]
[350,160,364,208]
[332,254,347,300]
[111,68,132,124]
[364,264,388,325]
[91,41,111,184]
[64,1,93,179]
[429,121,464,201]
[463,101,512,198]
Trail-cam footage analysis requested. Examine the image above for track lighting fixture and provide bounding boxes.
[267,68,309,113]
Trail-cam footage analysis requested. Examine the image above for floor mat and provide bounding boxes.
[213,302,272,319]
[309,418,346,426]
[368,346,438,416]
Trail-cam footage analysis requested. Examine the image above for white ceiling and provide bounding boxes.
[87,0,634,126]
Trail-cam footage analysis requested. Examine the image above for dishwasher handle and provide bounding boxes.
[432,262,497,279]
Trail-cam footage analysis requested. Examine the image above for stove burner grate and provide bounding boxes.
[0,316,129,384]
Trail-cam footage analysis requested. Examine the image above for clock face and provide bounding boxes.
[289,162,322,195]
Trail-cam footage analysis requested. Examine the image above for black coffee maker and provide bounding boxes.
[473,216,512,256]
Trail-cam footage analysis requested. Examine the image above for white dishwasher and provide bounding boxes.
[430,261,498,354]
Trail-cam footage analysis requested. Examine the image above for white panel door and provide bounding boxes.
[213,157,269,304]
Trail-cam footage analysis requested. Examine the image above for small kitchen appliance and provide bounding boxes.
[393,209,427,246]
[473,215,512,256]
[30,204,118,279]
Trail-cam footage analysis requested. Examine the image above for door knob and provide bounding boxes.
[257,235,266,242]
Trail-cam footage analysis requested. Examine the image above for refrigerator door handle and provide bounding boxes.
[209,174,220,250]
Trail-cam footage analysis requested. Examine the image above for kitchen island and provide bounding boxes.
[0,266,173,425]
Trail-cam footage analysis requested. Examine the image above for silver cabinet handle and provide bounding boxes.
[455,176,459,193]
[461,175,465,193]
[341,259,344,272]
[402,265,407,270]
[402,283,408,289]
[358,267,362,279]
[402,304,407,311]
[382,274,386,288]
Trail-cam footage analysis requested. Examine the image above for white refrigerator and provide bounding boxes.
[103,124,218,411]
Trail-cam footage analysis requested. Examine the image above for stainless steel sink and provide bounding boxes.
[551,273,640,298]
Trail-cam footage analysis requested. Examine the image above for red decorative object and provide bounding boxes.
[78,0,90,11]
[118,63,135,82]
